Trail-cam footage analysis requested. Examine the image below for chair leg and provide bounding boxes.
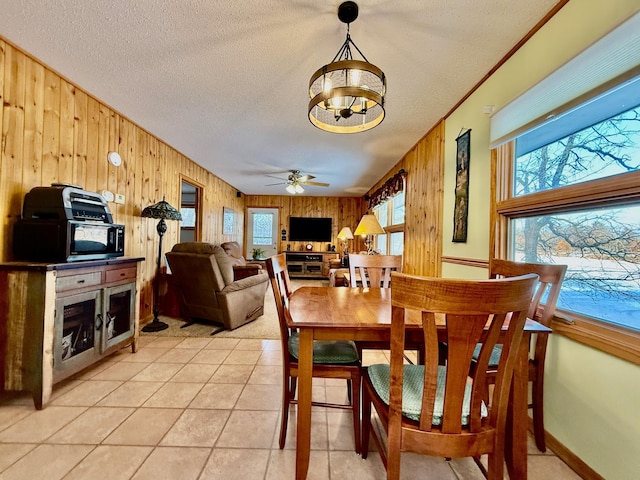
[485,452,501,480]
[387,440,401,480]
[351,372,361,454]
[532,372,547,452]
[279,374,292,449]
[361,380,372,459]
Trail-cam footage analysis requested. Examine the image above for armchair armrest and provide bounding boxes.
[233,264,261,281]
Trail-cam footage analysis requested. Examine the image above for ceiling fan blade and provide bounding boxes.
[297,174,315,183]
[303,181,330,187]
[265,174,287,180]
[265,182,286,186]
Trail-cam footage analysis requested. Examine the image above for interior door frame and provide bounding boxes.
[245,206,281,258]
[179,175,204,243]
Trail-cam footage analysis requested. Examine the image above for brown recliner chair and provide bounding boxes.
[221,241,265,280]
[166,242,269,331]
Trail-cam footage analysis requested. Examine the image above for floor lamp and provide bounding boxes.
[141,196,182,332]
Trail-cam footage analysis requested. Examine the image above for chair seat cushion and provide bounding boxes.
[472,344,503,367]
[367,364,487,425]
[288,332,359,364]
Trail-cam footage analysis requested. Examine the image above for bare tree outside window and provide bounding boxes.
[513,106,640,330]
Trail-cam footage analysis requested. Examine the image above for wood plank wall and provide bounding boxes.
[0,39,244,321]
[242,195,364,254]
[363,121,445,277]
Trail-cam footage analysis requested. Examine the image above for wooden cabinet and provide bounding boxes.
[285,252,339,279]
[0,257,143,409]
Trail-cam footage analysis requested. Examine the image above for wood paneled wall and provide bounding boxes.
[0,39,244,321]
[364,121,445,276]
[242,195,364,254]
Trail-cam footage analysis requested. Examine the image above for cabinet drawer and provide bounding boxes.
[105,267,137,283]
[56,272,103,292]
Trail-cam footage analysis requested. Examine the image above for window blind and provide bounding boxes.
[490,10,640,150]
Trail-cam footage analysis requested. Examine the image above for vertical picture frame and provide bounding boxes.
[453,129,471,242]
[223,207,235,235]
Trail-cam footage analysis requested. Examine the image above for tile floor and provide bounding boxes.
[0,335,582,479]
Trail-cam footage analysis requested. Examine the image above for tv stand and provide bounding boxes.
[285,252,339,279]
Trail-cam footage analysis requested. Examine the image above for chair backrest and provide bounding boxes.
[489,258,566,366]
[388,272,538,438]
[348,254,402,288]
[490,259,566,327]
[166,242,234,291]
[220,241,247,266]
[265,253,294,345]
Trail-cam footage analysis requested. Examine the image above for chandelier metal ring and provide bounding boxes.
[308,2,386,134]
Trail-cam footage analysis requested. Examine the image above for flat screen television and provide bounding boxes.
[289,216,332,242]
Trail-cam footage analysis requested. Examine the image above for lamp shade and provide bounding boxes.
[337,227,354,240]
[354,214,385,236]
[141,196,182,221]
[286,183,305,194]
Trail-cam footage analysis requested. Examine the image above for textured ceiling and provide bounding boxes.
[0,0,559,196]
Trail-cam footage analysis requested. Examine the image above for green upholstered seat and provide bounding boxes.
[472,343,503,367]
[288,332,359,364]
[367,364,487,425]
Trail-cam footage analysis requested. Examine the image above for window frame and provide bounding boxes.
[492,143,640,365]
[373,191,405,255]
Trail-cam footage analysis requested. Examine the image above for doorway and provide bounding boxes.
[180,179,202,243]
[246,207,279,259]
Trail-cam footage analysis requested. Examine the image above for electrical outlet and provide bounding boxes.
[115,194,125,204]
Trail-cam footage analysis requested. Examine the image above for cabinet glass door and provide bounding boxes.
[103,282,136,352]
[55,290,101,372]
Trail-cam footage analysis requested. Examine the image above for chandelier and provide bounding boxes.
[308,1,386,134]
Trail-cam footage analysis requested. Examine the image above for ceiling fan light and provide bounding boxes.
[295,184,304,194]
[286,184,296,194]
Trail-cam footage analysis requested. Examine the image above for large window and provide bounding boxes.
[374,191,405,255]
[496,91,640,361]
[509,104,640,332]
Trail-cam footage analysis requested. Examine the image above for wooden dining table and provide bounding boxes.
[288,286,552,480]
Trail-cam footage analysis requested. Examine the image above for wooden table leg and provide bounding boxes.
[505,333,529,479]
[296,328,313,480]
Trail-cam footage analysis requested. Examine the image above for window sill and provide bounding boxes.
[551,312,640,366]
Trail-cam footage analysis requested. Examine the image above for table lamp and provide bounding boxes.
[354,214,385,255]
[141,196,182,332]
[337,227,354,255]
[337,226,354,267]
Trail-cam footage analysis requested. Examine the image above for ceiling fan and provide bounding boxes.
[265,170,329,194]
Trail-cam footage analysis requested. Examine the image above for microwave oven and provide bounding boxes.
[14,219,125,262]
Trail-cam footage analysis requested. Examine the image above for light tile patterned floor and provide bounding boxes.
[0,336,582,479]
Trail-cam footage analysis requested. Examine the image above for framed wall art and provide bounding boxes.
[223,207,235,235]
[452,129,471,243]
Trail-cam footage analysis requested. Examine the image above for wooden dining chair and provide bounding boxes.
[470,258,567,452]
[265,253,362,452]
[362,272,538,480]
[348,253,403,288]
[347,253,411,361]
